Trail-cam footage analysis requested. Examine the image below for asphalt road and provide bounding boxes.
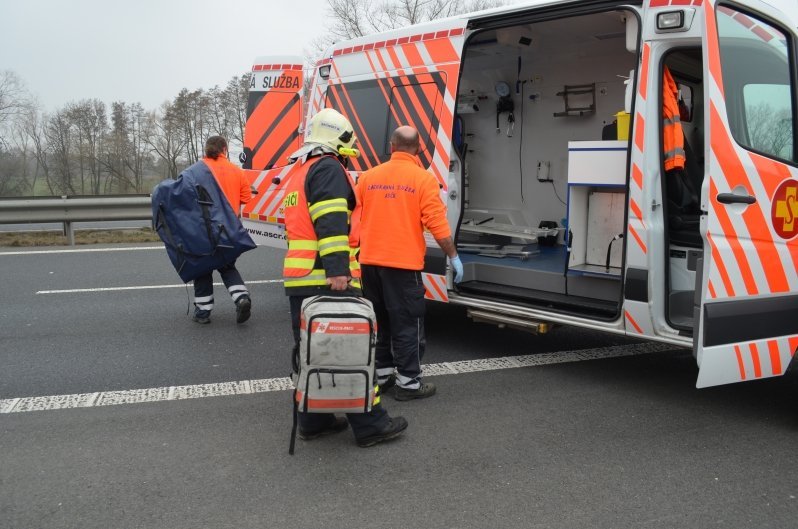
[1,244,797,529]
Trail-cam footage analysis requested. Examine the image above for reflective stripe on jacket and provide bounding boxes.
[283,155,361,291]
[663,67,686,171]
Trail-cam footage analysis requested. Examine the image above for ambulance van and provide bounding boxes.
[240,0,798,388]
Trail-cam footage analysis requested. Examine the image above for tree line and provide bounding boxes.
[0,0,506,198]
[0,70,249,197]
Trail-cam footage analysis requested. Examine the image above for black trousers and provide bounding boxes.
[193,261,248,312]
[289,295,389,439]
[360,265,426,390]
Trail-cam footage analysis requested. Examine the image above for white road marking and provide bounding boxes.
[36,279,284,295]
[0,342,680,414]
[0,246,163,256]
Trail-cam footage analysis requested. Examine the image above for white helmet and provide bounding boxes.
[305,108,360,158]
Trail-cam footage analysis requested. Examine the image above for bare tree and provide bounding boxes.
[746,101,793,160]
[224,74,250,147]
[310,0,504,58]
[0,70,32,135]
[144,102,187,180]
[22,106,50,195]
[67,99,108,194]
[45,109,76,195]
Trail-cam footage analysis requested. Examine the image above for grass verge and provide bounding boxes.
[0,228,162,247]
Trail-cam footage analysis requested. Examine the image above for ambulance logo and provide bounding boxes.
[314,322,329,333]
[772,179,798,240]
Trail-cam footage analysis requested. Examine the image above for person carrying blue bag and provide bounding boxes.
[151,135,255,325]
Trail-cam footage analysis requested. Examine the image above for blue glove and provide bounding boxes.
[449,255,464,284]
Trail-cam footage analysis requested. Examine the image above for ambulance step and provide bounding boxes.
[457,281,618,317]
[466,309,550,334]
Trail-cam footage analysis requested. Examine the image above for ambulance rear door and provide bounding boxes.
[241,55,304,248]
[322,19,469,301]
[694,1,798,387]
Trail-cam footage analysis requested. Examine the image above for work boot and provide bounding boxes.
[393,382,437,401]
[356,416,408,448]
[235,295,251,324]
[298,416,349,440]
[192,309,211,324]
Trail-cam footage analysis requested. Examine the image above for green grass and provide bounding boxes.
[0,228,162,247]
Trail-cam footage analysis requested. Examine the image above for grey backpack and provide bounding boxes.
[290,295,377,453]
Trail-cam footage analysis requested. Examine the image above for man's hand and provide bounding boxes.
[327,276,350,291]
[449,255,464,283]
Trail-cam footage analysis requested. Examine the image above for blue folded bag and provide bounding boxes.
[151,161,256,283]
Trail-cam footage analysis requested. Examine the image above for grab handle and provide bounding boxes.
[717,193,756,205]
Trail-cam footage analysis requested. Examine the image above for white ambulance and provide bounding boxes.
[240,0,798,388]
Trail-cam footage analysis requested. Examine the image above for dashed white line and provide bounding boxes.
[0,342,680,414]
[36,279,284,295]
[0,246,164,256]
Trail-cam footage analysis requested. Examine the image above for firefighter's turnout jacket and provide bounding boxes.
[356,151,451,271]
[283,154,362,297]
[662,67,686,172]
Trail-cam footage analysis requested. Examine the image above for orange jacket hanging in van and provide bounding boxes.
[663,66,686,171]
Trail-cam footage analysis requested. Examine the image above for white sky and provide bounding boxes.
[0,0,330,111]
[1,0,796,113]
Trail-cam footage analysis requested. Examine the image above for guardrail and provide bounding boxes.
[0,195,152,245]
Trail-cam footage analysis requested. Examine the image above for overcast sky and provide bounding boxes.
[0,0,330,111]
[1,0,796,113]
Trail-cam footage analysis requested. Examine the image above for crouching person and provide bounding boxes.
[283,109,408,448]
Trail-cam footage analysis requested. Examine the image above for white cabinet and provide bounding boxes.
[566,141,628,277]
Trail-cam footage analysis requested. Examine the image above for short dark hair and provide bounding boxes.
[205,136,228,159]
[391,126,420,153]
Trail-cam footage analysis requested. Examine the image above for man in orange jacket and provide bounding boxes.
[356,126,463,401]
[192,135,253,325]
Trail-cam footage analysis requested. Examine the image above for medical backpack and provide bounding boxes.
[289,295,378,454]
[151,160,256,283]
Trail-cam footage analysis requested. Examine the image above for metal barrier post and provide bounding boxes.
[64,221,75,246]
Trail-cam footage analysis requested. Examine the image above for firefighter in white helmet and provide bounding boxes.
[282,108,408,447]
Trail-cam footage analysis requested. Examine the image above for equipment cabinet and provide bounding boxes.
[566,141,628,278]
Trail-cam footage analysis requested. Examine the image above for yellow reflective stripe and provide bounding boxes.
[284,271,328,288]
[373,394,381,406]
[349,278,362,289]
[284,257,316,269]
[288,239,318,251]
[318,235,349,256]
[309,198,350,222]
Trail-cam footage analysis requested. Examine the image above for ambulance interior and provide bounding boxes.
[453,9,705,329]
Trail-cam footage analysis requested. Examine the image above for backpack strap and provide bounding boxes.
[288,389,298,456]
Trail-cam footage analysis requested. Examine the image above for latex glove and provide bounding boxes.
[449,255,464,284]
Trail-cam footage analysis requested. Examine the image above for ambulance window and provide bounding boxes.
[716,6,796,164]
[386,73,445,169]
[325,80,391,168]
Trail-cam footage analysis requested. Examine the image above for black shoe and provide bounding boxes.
[298,416,349,440]
[378,373,396,395]
[356,416,408,448]
[236,296,251,324]
[393,382,436,401]
[192,309,211,324]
